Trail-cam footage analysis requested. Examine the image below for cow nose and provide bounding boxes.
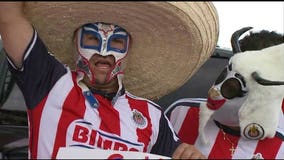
[208,87,220,99]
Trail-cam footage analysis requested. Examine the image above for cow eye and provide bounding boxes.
[221,78,242,99]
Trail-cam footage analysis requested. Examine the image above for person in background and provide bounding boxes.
[239,29,283,51]
[165,27,284,159]
[0,2,219,159]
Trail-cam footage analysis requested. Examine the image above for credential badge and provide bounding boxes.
[251,153,264,159]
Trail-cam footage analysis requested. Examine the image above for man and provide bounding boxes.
[0,2,219,159]
[165,27,284,159]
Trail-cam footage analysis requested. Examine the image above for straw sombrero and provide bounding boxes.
[23,2,219,100]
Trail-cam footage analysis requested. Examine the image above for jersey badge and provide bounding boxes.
[243,123,264,140]
[132,109,147,129]
[251,153,264,159]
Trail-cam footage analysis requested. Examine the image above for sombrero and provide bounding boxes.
[23,2,219,100]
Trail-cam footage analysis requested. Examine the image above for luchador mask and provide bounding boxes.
[75,22,130,84]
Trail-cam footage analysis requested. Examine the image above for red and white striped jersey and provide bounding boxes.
[7,30,180,159]
[165,98,284,159]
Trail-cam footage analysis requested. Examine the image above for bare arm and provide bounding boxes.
[0,2,33,68]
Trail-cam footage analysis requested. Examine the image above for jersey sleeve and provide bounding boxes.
[150,110,181,157]
[6,29,67,109]
[165,98,206,144]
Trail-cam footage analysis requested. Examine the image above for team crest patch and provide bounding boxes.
[132,109,147,129]
[243,123,264,140]
[251,153,264,159]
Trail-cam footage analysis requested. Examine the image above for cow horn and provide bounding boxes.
[231,27,253,54]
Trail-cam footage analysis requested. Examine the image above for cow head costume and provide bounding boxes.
[199,27,284,143]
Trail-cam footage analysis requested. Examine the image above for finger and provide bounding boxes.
[190,152,207,159]
[187,146,206,159]
[180,147,194,159]
[172,143,206,159]
[180,144,200,159]
[172,143,187,159]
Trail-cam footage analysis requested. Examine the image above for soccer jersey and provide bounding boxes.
[7,30,180,159]
[165,98,284,159]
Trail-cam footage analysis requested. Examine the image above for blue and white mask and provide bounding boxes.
[75,22,130,84]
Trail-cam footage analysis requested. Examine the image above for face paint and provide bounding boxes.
[75,22,130,84]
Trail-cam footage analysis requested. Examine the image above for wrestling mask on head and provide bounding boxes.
[75,22,130,84]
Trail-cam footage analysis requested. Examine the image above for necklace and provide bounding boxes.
[221,129,236,157]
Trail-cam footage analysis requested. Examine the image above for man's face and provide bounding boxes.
[75,22,130,85]
[81,32,128,84]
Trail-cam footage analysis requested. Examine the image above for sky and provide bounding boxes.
[213,2,284,49]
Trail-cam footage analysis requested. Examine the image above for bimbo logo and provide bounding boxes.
[67,120,143,151]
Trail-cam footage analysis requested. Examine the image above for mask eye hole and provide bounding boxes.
[82,33,100,47]
[80,30,102,51]
[110,37,126,50]
[221,78,242,99]
[107,34,129,53]
[215,68,228,85]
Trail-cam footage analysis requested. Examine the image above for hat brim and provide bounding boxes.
[24,2,219,100]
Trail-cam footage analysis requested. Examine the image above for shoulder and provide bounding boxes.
[165,98,207,116]
[125,91,162,111]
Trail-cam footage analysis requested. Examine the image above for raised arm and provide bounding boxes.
[0,2,33,68]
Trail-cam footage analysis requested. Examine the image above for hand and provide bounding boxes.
[172,143,206,159]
